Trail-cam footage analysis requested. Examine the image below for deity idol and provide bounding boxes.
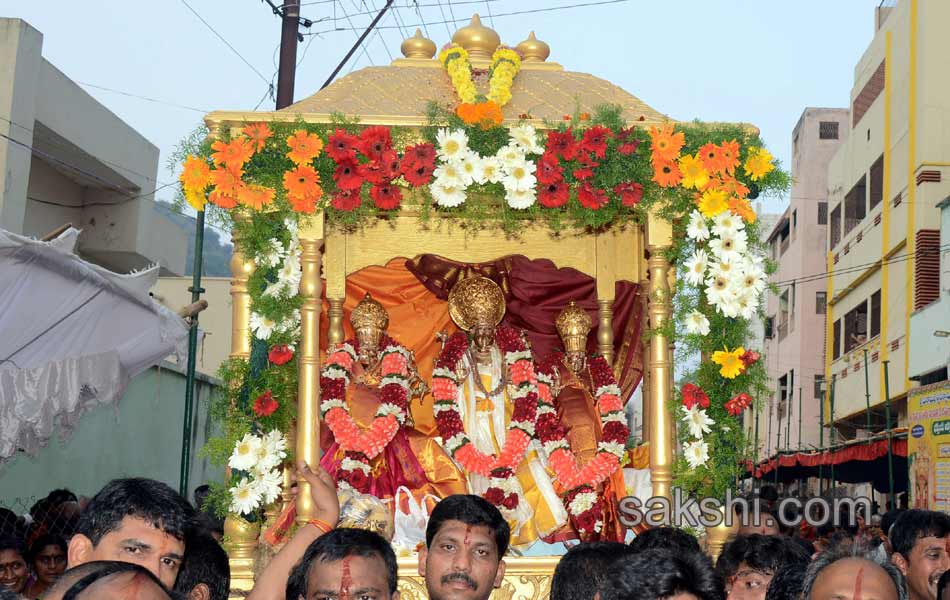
[320,293,465,506]
[438,276,567,546]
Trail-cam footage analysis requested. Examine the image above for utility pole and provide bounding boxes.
[276,0,300,109]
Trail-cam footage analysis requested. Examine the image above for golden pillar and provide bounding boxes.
[328,298,345,346]
[646,214,674,500]
[296,215,324,525]
[597,300,614,365]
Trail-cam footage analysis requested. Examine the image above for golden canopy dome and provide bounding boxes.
[451,14,500,59]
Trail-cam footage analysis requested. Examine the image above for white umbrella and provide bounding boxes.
[0,227,190,461]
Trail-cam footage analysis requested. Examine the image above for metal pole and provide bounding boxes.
[798,386,803,449]
[179,209,205,496]
[787,371,794,451]
[830,373,837,494]
[322,0,395,89]
[775,428,781,486]
[863,348,872,433]
[819,382,825,495]
[883,360,895,508]
[276,0,300,109]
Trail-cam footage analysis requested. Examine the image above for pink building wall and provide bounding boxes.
[759,107,849,460]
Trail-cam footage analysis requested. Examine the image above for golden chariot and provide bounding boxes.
[207,16,683,599]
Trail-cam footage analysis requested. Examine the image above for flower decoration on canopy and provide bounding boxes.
[227,430,288,516]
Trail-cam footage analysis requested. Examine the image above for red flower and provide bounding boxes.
[574,511,597,533]
[405,143,436,164]
[536,413,567,442]
[581,126,612,159]
[538,181,570,208]
[547,129,578,161]
[268,344,294,365]
[333,157,363,191]
[588,356,615,387]
[484,487,505,505]
[614,181,644,207]
[401,159,435,187]
[435,410,465,437]
[536,152,563,185]
[725,393,753,416]
[327,129,358,161]
[740,350,761,368]
[501,494,519,510]
[321,377,346,399]
[577,183,608,210]
[379,150,401,179]
[345,467,369,491]
[681,383,710,409]
[573,153,599,181]
[602,421,629,443]
[359,126,392,159]
[253,391,279,417]
[331,189,361,211]
[370,183,402,210]
[616,128,641,155]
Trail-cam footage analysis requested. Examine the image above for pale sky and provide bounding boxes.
[8,0,883,217]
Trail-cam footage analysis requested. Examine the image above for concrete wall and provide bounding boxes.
[153,277,234,378]
[908,199,950,380]
[0,363,222,507]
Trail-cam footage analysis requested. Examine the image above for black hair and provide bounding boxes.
[173,530,230,600]
[193,485,211,511]
[759,485,779,504]
[0,509,19,535]
[551,542,632,600]
[882,509,903,536]
[600,548,724,600]
[937,570,950,600]
[286,528,397,599]
[425,494,510,558]
[715,534,810,582]
[0,536,26,558]
[630,526,702,555]
[46,489,79,507]
[765,563,808,600]
[889,509,950,558]
[58,561,174,600]
[28,533,67,563]
[76,478,195,544]
[194,511,226,537]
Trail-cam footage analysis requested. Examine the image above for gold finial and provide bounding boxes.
[451,14,500,59]
[350,292,389,332]
[400,28,436,59]
[556,301,593,353]
[516,31,550,63]
[447,276,506,332]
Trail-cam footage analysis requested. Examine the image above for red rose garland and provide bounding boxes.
[534,354,628,537]
[320,335,411,493]
[432,326,539,514]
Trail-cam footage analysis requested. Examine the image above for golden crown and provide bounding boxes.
[556,301,592,353]
[350,293,389,332]
[447,275,506,332]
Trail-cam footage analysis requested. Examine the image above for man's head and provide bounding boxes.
[42,560,177,600]
[737,501,781,537]
[764,564,807,600]
[889,510,950,600]
[599,548,724,600]
[68,478,195,589]
[630,526,702,555]
[286,528,397,600]
[551,542,632,600]
[716,534,810,600]
[420,494,510,600]
[803,541,906,600]
[0,537,28,594]
[172,531,229,600]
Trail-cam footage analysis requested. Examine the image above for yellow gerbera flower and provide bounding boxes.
[678,153,709,190]
[712,346,746,379]
[697,188,729,218]
[743,147,775,181]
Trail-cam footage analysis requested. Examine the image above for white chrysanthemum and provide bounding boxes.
[278,255,301,291]
[253,467,283,504]
[262,429,288,461]
[495,144,524,165]
[444,433,467,454]
[712,212,744,237]
[686,211,710,242]
[684,310,711,336]
[708,229,748,263]
[276,309,301,334]
[683,249,709,286]
[543,439,570,455]
[737,263,766,296]
[704,274,731,307]
[707,258,739,281]
[502,158,537,191]
[341,457,371,474]
[601,441,626,457]
[229,433,263,472]
[735,289,759,320]
[255,441,281,471]
[506,187,536,210]
[681,405,714,439]
[229,477,262,515]
[250,312,276,340]
[259,239,284,268]
[717,295,741,318]
[433,161,465,187]
[509,124,544,154]
[456,152,481,186]
[430,181,467,207]
[436,128,468,161]
[478,156,503,184]
[683,440,710,469]
[569,491,598,514]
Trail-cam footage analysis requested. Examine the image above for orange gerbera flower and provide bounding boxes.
[729,196,757,224]
[699,142,726,174]
[648,123,685,162]
[209,166,244,196]
[652,159,683,188]
[243,122,273,151]
[180,155,211,191]
[211,138,255,170]
[286,130,323,165]
[717,175,750,200]
[237,184,275,210]
[208,188,238,209]
[719,139,740,174]
[283,164,322,202]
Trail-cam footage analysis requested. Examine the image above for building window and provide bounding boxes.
[778,219,791,256]
[814,374,825,400]
[869,155,884,211]
[844,175,867,236]
[793,209,798,229]
[833,319,841,360]
[816,292,827,314]
[843,300,869,353]
[779,290,790,342]
[853,60,885,127]
[830,204,842,248]
[870,290,881,338]
[765,316,774,339]
[819,121,839,139]
[915,229,942,310]
[818,202,828,225]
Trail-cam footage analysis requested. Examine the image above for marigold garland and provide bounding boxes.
[320,336,412,493]
[439,43,521,122]
[534,354,628,537]
[432,326,539,515]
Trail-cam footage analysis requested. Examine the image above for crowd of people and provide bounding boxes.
[1,469,948,600]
